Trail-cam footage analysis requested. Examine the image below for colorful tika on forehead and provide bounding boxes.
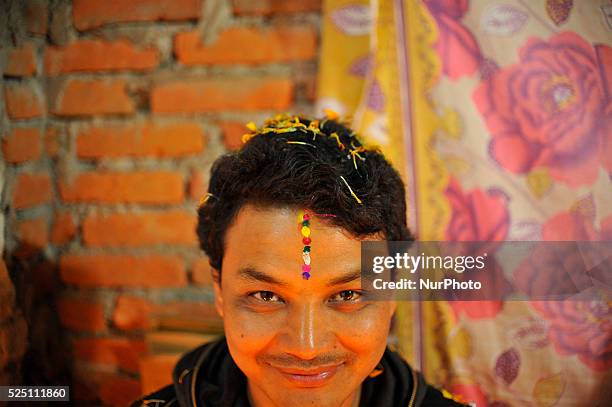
[298,210,312,280]
[297,210,336,280]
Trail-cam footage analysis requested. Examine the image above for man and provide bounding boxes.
[131,114,466,406]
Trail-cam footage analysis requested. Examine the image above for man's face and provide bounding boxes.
[213,205,396,407]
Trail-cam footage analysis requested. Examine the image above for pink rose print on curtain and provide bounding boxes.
[542,211,601,241]
[474,32,612,188]
[445,178,510,244]
[424,0,483,79]
[515,212,612,371]
[529,300,611,371]
[444,178,511,319]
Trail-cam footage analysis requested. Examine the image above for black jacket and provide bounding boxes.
[131,338,466,407]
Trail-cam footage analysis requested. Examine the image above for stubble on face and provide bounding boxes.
[213,205,395,407]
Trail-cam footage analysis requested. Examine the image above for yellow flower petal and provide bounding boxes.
[323,108,339,120]
[242,133,254,143]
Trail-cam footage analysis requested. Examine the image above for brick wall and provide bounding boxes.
[0,0,321,404]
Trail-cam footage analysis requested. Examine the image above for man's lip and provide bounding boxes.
[270,364,342,375]
[269,363,343,387]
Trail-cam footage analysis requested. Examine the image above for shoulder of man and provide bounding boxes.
[411,366,469,406]
[128,340,220,407]
[419,382,470,406]
[385,347,468,407]
[129,383,177,407]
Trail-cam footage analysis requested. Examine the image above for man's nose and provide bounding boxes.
[282,302,331,360]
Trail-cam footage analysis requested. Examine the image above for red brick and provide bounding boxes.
[189,168,207,200]
[73,0,201,30]
[74,372,142,406]
[151,78,293,113]
[146,331,217,352]
[51,211,77,244]
[25,0,48,35]
[232,0,321,15]
[77,122,205,158]
[73,337,146,372]
[13,173,52,209]
[83,211,197,247]
[99,376,142,407]
[59,171,184,204]
[175,26,317,65]
[219,121,247,150]
[152,302,221,331]
[50,79,135,116]
[4,83,43,119]
[304,74,317,102]
[140,354,180,395]
[0,261,16,320]
[5,43,37,77]
[45,40,159,74]
[112,296,220,331]
[2,127,42,163]
[192,258,212,286]
[56,297,106,332]
[60,254,187,287]
[16,218,48,249]
[112,295,153,330]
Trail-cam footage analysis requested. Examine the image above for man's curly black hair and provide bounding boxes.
[196,116,413,273]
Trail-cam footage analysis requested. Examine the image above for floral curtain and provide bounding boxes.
[316,0,611,405]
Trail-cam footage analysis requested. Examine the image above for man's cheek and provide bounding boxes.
[223,311,276,377]
[333,307,392,349]
[223,307,280,348]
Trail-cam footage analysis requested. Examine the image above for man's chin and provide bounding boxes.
[249,369,359,407]
[255,389,356,407]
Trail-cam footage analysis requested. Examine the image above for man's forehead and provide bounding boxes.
[235,265,362,288]
[223,204,363,284]
[226,204,355,244]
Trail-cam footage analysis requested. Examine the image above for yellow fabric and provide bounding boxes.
[317,0,612,405]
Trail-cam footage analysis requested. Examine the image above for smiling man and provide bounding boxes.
[131,114,465,407]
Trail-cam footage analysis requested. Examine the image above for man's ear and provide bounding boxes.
[212,269,224,318]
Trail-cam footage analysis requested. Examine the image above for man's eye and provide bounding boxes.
[251,291,283,303]
[329,290,362,302]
